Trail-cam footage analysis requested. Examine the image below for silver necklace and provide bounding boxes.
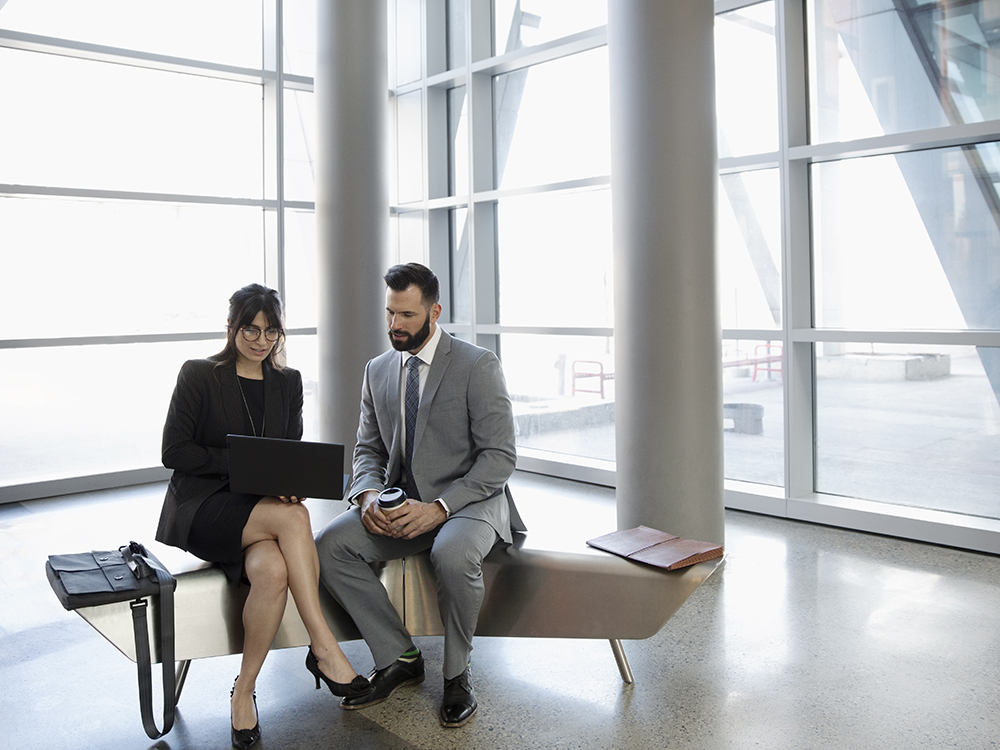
[236,375,265,437]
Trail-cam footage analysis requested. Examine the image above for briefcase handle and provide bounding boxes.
[121,541,153,581]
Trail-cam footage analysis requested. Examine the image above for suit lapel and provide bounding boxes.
[383,352,404,474]
[386,351,402,420]
[413,331,452,454]
[217,363,248,435]
[261,364,285,437]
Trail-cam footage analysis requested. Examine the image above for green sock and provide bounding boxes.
[398,646,420,663]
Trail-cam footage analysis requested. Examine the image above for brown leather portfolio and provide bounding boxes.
[586,525,723,571]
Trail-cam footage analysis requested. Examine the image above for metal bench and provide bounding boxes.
[72,524,722,702]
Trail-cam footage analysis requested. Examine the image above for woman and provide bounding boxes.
[156,283,372,749]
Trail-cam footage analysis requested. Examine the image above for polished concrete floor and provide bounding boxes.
[2,472,999,750]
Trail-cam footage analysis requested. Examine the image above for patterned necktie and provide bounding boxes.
[404,356,421,500]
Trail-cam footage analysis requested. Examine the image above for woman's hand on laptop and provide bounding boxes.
[277,495,306,504]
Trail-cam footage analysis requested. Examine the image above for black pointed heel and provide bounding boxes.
[305,647,375,699]
[230,676,261,750]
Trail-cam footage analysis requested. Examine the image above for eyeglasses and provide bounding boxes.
[240,326,283,342]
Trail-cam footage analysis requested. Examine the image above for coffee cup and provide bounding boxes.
[377,487,407,513]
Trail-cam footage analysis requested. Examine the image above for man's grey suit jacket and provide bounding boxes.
[348,331,525,542]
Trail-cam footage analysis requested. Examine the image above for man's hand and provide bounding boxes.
[359,490,394,536]
[384,500,447,540]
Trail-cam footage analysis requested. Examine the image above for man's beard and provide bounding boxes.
[388,312,431,352]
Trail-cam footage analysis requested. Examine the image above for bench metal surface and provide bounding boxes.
[71,500,723,685]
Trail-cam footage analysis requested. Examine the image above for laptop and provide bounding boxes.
[227,435,346,500]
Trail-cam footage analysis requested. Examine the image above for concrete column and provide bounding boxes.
[608,0,725,545]
[315,0,389,451]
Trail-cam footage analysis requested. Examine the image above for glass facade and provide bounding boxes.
[4,198,265,340]
[284,89,316,204]
[0,340,214,485]
[813,146,1000,331]
[722,338,784,487]
[719,168,783,330]
[808,0,1000,142]
[493,0,606,54]
[4,1,998,547]
[716,2,780,158]
[815,344,1000,519]
[804,0,1000,527]
[497,189,613,328]
[0,48,263,196]
[502,333,615,463]
[395,90,424,204]
[716,2,785,487]
[0,1,317,493]
[0,0,261,67]
[392,0,1000,543]
[388,1,615,471]
[493,47,610,190]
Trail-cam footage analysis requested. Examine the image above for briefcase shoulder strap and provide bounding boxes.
[130,562,176,739]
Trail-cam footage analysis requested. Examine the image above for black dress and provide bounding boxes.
[185,376,265,583]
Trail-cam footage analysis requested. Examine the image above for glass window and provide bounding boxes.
[0,340,222,487]
[449,207,471,324]
[815,343,1000,520]
[2,196,265,340]
[493,0,606,54]
[447,0,467,69]
[0,49,263,197]
[0,0,321,498]
[807,0,1000,143]
[716,1,779,158]
[812,146,1000,331]
[395,0,422,85]
[0,0,261,68]
[501,333,615,463]
[284,209,317,330]
[719,168,783,329]
[448,86,469,196]
[497,189,613,327]
[286,333,320,441]
[394,210,425,264]
[0,335,322,488]
[284,0,316,77]
[494,46,610,190]
[285,89,316,203]
[396,90,424,204]
[722,338,784,487]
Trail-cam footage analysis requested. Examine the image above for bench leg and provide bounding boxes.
[609,639,634,684]
[174,660,192,704]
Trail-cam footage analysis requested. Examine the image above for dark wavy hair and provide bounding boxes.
[384,263,440,308]
[212,283,286,370]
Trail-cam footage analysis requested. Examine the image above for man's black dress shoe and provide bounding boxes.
[439,668,477,728]
[341,654,425,709]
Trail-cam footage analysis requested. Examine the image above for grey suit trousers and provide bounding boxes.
[316,506,500,679]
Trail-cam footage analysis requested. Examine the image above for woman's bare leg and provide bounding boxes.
[232,540,288,730]
[242,497,358,684]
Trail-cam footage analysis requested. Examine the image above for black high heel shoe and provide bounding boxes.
[230,676,261,750]
[305,648,375,699]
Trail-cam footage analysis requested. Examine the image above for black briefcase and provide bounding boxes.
[46,541,177,739]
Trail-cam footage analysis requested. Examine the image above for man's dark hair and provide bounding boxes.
[384,263,440,307]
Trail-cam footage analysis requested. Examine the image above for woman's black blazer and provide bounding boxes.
[155,357,303,550]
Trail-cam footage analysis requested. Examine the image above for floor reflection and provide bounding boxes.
[3,475,999,749]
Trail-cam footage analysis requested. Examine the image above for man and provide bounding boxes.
[316,263,523,728]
